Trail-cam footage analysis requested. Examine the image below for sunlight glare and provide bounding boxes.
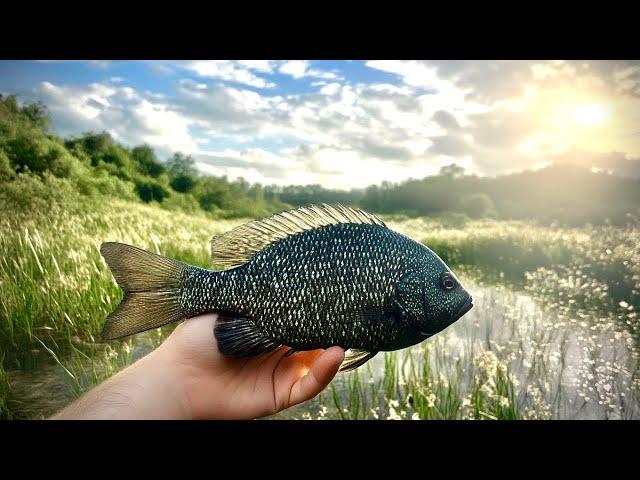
[572,104,609,126]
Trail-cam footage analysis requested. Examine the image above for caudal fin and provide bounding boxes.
[100,242,187,340]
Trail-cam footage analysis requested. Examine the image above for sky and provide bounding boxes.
[1,60,640,189]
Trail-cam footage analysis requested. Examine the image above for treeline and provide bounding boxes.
[0,95,287,218]
[264,160,640,226]
[2,94,639,225]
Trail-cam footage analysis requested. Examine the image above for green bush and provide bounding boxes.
[131,145,165,178]
[74,172,137,200]
[160,192,202,214]
[459,193,495,219]
[0,149,13,181]
[0,172,82,213]
[135,179,170,203]
[170,174,196,193]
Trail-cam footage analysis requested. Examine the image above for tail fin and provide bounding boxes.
[100,242,188,340]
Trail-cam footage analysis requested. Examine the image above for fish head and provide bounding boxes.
[419,266,473,336]
[397,255,473,339]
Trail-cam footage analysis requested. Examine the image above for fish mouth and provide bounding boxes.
[419,296,473,337]
[453,296,474,322]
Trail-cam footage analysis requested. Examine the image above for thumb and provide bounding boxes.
[287,346,345,407]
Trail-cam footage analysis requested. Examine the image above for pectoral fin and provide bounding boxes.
[340,349,378,372]
[214,313,282,356]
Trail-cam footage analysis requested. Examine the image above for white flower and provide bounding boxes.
[387,406,402,420]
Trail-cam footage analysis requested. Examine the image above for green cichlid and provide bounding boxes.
[100,204,473,371]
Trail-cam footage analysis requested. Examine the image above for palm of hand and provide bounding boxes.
[161,313,345,419]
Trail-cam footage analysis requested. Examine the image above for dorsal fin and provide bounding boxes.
[211,203,386,269]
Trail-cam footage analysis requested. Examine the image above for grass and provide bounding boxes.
[0,199,244,369]
[1,198,639,419]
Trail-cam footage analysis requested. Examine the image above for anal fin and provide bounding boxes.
[340,349,378,372]
[214,313,282,357]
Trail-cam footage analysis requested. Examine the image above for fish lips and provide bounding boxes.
[454,296,474,322]
[419,296,473,337]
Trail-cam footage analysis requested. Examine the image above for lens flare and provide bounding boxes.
[572,104,609,126]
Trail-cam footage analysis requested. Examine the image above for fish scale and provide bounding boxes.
[182,223,428,351]
[99,204,473,372]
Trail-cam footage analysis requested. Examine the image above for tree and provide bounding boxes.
[459,193,495,219]
[439,163,466,178]
[194,176,235,211]
[166,153,198,193]
[0,149,13,180]
[135,179,169,203]
[80,132,112,155]
[2,94,18,113]
[131,145,165,178]
[166,152,197,177]
[21,101,51,131]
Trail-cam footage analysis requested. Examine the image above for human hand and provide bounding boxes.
[52,313,344,420]
[160,313,345,419]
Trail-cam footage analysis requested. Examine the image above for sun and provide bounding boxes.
[572,104,610,126]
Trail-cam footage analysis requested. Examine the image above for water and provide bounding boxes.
[7,280,640,419]
[442,283,639,419]
[273,281,640,419]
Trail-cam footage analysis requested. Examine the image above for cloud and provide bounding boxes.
[467,109,538,149]
[30,81,197,158]
[278,61,340,80]
[13,74,571,185]
[179,61,276,89]
[432,110,462,131]
[613,64,640,96]
[367,60,640,103]
[196,148,300,183]
[427,134,472,157]
[9,60,640,189]
[551,150,640,178]
[174,80,273,131]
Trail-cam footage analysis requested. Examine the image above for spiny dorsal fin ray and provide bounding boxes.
[210,204,386,269]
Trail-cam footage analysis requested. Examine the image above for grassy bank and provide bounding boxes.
[1,198,639,419]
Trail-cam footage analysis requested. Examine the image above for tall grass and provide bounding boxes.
[0,356,13,419]
[1,198,639,419]
[387,216,640,309]
[0,199,244,368]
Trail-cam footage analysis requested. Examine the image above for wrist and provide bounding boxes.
[141,340,194,419]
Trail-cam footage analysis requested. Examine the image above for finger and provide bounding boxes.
[165,313,219,362]
[280,348,324,374]
[287,346,345,407]
[273,349,324,396]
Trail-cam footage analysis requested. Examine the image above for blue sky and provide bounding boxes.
[1,60,639,188]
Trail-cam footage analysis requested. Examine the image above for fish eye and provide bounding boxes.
[441,273,456,291]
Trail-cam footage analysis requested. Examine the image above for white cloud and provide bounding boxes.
[319,82,341,96]
[31,81,197,157]
[278,60,340,80]
[236,60,274,72]
[12,60,640,189]
[180,61,276,89]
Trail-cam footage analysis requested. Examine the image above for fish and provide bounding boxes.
[100,204,473,372]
